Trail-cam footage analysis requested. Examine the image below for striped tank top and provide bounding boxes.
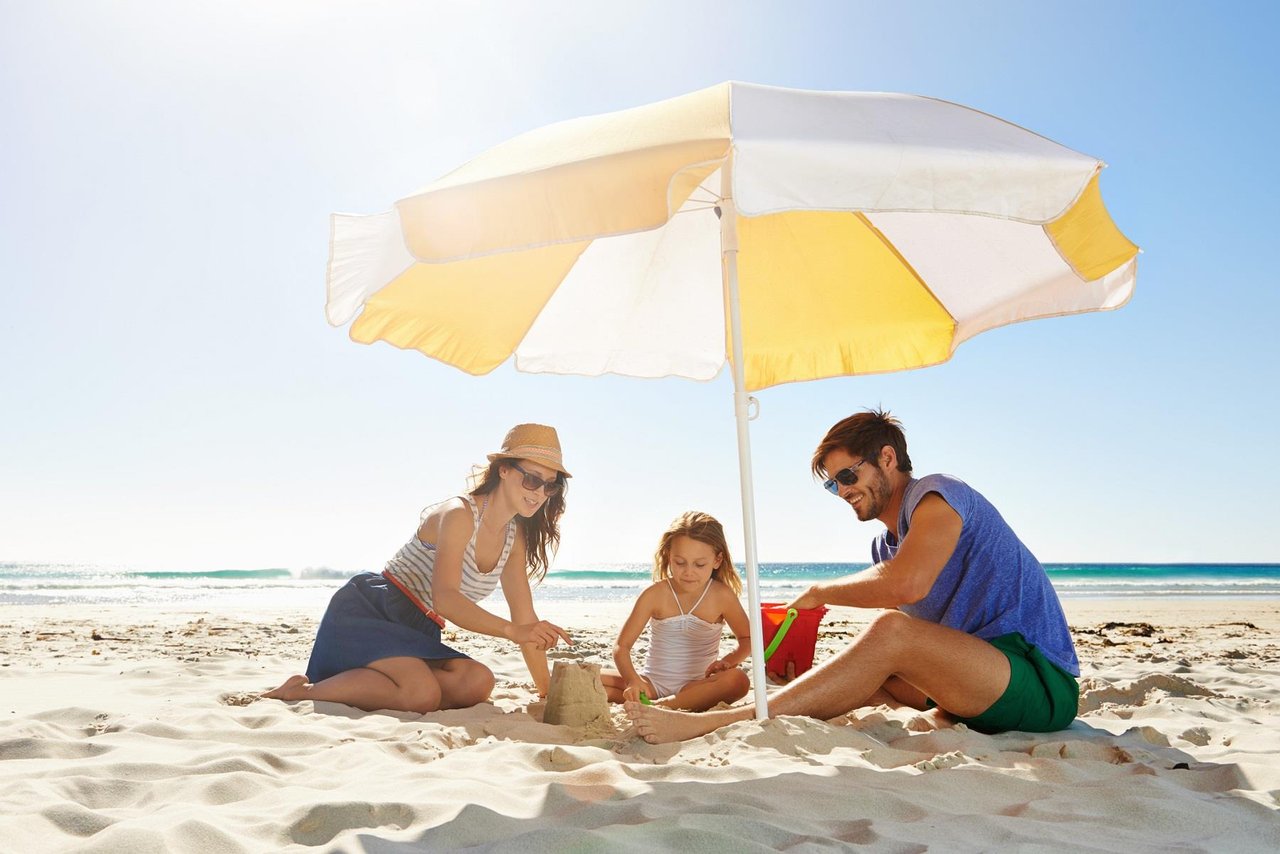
[382,494,516,627]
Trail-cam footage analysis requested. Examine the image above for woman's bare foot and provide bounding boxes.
[623,700,750,744]
[263,674,310,700]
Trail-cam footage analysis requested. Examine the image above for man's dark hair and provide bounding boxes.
[811,408,913,477]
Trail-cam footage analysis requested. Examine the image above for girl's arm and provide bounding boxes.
[500,532,563,697]
[612,586,658,696]
[429,506,571,650]
[706,584,752,675]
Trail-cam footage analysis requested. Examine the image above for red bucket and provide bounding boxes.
[761,602,828,679]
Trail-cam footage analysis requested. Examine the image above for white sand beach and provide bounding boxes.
[2,598,1278,852]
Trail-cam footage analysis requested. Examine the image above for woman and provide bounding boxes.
[265,424,573,713]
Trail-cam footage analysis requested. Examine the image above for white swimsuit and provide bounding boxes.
[641,578,725,698]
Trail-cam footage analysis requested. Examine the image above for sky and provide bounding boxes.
[2,1,1278,573]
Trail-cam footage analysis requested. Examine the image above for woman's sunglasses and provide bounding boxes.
[509,461,563,496]
[822,459,868,495]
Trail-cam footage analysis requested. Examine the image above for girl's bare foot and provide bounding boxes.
[263,674,310,700]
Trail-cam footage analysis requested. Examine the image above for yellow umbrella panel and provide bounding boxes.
[329,83,1135,391]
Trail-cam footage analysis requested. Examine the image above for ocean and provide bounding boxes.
[3,561,1280,612]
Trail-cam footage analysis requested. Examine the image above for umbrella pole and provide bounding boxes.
[720,164,770,720]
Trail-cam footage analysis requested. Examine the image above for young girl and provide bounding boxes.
[264,424,574,714]
[601,511,751,712]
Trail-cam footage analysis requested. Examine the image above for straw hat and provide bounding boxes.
[487,423,572,477]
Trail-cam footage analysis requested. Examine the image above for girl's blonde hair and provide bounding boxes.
[652,510,741,596]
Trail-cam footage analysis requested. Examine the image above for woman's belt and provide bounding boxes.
[381,570,447,629]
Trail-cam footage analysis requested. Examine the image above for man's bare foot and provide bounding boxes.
[623,700,746,744]
[907,707,955,732]
[263,674,310,700]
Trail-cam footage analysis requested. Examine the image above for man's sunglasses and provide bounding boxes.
[822,459,869,495]
[509,461,563,496]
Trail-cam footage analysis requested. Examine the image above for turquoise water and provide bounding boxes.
[3,561,1279,608]
[540,563,1280,601]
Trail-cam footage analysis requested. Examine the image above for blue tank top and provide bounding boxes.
[872,474,1079,676]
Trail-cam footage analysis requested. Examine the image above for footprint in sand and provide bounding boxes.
[287,802,417,847]
[1077,673,1223,714]
[1178,726,1212,746]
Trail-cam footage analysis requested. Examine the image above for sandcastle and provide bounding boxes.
[542,660,611,729]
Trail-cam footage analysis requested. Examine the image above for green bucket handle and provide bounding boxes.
[763,608,799,661]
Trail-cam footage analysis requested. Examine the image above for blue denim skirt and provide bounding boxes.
[305,572,469,683]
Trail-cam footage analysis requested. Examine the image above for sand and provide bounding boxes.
[2,598,1278,852]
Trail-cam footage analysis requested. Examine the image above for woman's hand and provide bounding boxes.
[705,658,732,677]
[506,619,573,650]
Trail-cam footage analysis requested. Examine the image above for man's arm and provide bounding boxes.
[790,494,962,610]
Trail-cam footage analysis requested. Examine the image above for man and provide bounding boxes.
[626,408,1079,744]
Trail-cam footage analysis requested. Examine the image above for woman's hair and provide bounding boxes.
[652,510,741,596]
[468,460,566,582]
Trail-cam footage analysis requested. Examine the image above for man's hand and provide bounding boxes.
[786,585,825,611]
[507,619,573,650]
[766,661,798,684]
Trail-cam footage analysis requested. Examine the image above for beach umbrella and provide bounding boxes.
[324,81,1138,717]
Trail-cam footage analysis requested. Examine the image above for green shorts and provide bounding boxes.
[944,632,1079,735]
